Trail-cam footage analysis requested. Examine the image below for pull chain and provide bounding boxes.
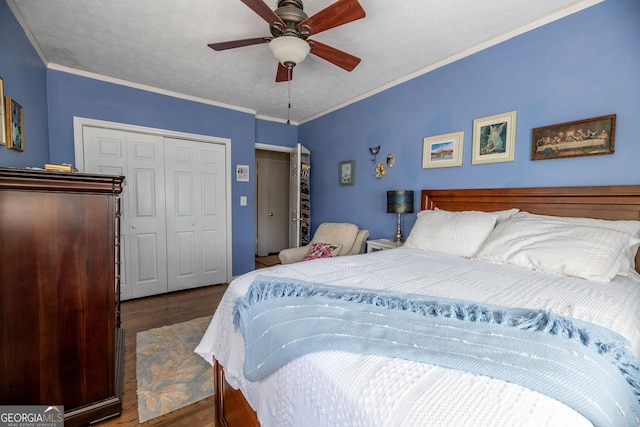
[287,66,292,125]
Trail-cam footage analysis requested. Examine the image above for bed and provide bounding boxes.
[196,185,640,427]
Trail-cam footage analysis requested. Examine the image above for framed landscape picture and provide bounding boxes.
[531,114,615,160]
[472,110,516,164]
[422,131,464,168]
[6,96,24,152]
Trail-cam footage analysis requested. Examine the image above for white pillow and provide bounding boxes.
[435,207,519,223]
[511,211,640,236]
[475,217,640,282]
[404,210,498,258]
[512,212,640,276]
[491,208,521,223]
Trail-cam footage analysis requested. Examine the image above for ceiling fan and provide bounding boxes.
[208,0,366,82]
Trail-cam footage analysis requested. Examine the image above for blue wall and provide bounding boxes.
[46,70,265,275]
[256,118,298,147]
[0,0,298,275]
[0,1,49,167]
[299,0,640,241]
[2,0,639,273]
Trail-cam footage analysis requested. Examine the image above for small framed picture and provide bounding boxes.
[338,160,355,186]
[422,131,464,168]
[236,164,249,182]
[472,110,516,164]
[0,77,6,146]
[531,114,615,160]
[6,96,24,152]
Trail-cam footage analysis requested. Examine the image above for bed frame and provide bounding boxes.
[214,184,640,427]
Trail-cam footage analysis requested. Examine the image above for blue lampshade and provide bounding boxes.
[387,190,414,214]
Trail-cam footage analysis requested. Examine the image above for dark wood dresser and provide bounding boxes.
[0,168,125,426]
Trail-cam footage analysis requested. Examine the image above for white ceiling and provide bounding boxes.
[8,0,599,124]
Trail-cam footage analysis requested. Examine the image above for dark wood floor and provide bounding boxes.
[98,257,275,426]
[254,254,281,269]
[99,283,228,426]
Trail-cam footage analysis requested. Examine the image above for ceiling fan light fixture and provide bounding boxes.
[269,36,310,68]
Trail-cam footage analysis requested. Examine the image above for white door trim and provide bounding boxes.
[255,142,295,153]
[73,116,233,284]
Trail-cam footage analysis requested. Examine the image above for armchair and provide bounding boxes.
[278,222,370,264]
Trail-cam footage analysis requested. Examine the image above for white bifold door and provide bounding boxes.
[82,127,227,300]
[164,137,227,292]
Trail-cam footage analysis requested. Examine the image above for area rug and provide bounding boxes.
[136,316,214,422]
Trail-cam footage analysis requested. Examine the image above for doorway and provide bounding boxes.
[255,149,290,257]
[254,142,310,260]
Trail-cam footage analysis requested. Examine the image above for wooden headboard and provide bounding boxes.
[421,185,640,273]
[421,185,640,220]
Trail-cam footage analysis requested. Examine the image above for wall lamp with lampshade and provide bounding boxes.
[369,146,380,163]
[387,190,414,242]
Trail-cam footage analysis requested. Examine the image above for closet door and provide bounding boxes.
[164,138,227,291]
[125,132,168,298]
[82,127,168,299]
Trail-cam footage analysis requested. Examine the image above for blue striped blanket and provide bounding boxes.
[233,275,640,427]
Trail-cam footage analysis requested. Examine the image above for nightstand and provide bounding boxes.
[366,238,403,252]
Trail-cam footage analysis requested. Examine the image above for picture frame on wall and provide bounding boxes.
[531,114,615,160]
[422,131,464,168]
[0,77,6,146]
[235,164,249,181]
[472,110,516,164]
[6,96,24,152]
[338,160,355,186]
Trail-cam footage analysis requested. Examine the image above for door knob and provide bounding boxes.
[268,213,274,216]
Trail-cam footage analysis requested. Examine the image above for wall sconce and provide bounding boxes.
[387,190,414,242]
[369,146,380,163]
[375,162,387,179]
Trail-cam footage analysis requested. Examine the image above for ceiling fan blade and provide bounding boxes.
[308,40,361,72]
[240,0,285,26]
[208,37,270,51]
[276,63,293,82]
[299,0,365,36]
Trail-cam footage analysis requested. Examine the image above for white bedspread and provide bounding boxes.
[196,248,640,427]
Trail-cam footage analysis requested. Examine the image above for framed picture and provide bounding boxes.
[338,160,355,186]
[531,114,615,160]
[422,131,464,168]
[6,96,24,152]
[235,164,249,181]
[472,110,516,164]
[0,77,6,146]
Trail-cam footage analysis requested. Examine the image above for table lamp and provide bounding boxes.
[387,190,414,242]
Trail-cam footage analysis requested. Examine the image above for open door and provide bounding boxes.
[289,143,311,248]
